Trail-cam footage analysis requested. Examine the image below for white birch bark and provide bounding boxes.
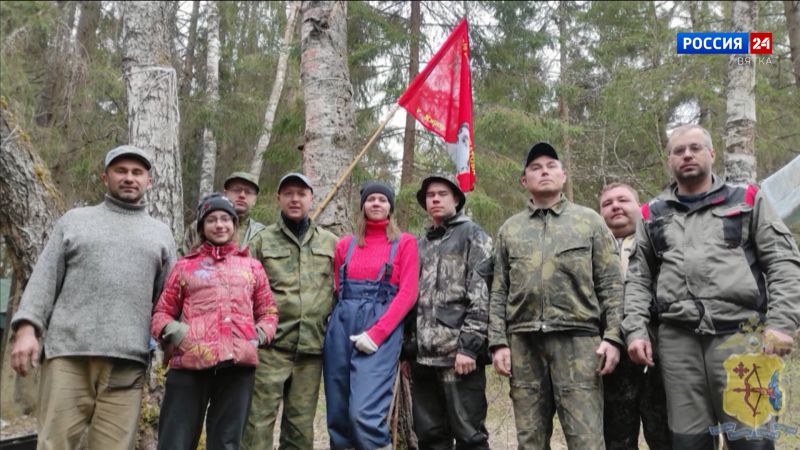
[724,1,758,185]
[300,1,356,235]
[122,1,184,240]
[198,1,221,197]
[249,2,300,179]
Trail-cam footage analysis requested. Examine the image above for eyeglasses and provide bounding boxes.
[227,187,257,196]
[669,143,707,156]
[204,215,233,225]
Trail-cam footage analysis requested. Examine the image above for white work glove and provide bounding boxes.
[350,332,378,355]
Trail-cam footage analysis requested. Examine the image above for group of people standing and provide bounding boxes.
[8,123,800,450]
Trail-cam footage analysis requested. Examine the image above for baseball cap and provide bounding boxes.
[524,142,559,169]
[104,145,152,170]
[277,172,314,193]
[224,172,260,194]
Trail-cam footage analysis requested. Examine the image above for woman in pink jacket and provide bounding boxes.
[151,193,278,450]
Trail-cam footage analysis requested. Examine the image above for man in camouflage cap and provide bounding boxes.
[408,174,493,449]
[489,142,623,449]
[182,171,266,253]
[242,172,337,450]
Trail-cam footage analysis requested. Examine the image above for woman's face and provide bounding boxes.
[363,193,391,221]
[203,210,236,245]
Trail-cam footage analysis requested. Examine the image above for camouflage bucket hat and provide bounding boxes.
[416,174,466,213]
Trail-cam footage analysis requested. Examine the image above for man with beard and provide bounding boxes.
[183,171,266,253]
[489,142,623,450]
[623,124,800,450]
[598,183,670,450]
[10,145,177,450]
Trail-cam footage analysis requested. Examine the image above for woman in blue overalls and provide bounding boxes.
[323,182,419,450]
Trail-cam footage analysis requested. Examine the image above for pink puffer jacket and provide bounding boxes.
[152,241,278,370]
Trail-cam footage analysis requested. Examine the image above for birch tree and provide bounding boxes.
[558,1,574,200]
[122,1,184,240]
[250,2,300,179]
[785,0,800,88]
[179,0,200,98]
[300,1,356,235]
[724,1,758,184]
[0,100,65,416]
[198,1,221,197]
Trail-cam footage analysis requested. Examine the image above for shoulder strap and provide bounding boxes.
[376,239,401,282]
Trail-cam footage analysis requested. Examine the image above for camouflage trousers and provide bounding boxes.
[658,324,775,450]
[602,353,671,450]
[509,332,604,450]
[241,347,323,450]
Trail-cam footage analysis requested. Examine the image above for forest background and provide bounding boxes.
[1,1,799,449]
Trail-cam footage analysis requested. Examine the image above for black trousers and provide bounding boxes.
[603,354,671,450]
[411,363,490,450]
[157,364,256,450]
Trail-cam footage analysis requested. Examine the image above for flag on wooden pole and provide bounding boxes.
[398,19,475,192]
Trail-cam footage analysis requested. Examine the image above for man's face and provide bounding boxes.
[224,180,258,215]
[521,156,566,197]
[666,128,715,185]
[425,182,458,224]
[102,157,152,204]
[277,183,313,222]
[599,186,640,239]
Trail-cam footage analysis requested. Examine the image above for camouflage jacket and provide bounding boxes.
[414,213,493,367]
[489,195,624,349]
[622,176,800,344]
[182,215,266,256]
[249,218,337,355]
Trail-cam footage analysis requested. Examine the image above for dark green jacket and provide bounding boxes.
[249,218,337,355]
[622,176,800,344]
[489,195,623,349]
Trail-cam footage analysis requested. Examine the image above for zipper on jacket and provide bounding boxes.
[539,211,547,323]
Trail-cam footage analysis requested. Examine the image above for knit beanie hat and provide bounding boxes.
[196,192,238,232]
[360,181,395,213]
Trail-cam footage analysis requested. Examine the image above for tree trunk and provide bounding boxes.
[400,0,421,189]
[36,1,78,127]
[198,1,221,197]
[179,0,201,98]
[122,0,184,241]
[558,1,574,200]
[724,1,758,184]
[300,1,356,236]
[0,100,65,418]
[249,2,300,179]
[785,0,800,88]
[76,0,101,61]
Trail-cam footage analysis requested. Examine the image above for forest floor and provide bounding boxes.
[3,354,800,449]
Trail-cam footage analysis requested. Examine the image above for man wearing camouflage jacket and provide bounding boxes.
[623,124,800,450]
[410,174,493,450]
[242,173,337,450]
[490,142,623,450]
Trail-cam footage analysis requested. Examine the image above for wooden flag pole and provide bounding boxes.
[310,103,401,222]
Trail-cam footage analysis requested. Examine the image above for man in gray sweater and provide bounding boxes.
[10,145,177,450]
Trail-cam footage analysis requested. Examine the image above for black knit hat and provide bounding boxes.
[360,181,395,213]
[196,192,238,232]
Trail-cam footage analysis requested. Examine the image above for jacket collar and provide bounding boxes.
[662,174,725,202]
[278,214,317,247]
[425,212,469,239]
[187,240,247,260]
[526,193,569,216]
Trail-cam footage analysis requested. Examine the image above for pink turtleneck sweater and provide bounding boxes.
[334,219,419,346]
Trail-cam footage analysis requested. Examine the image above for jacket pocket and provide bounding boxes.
[435,303,467,329]
[310,245,334,276]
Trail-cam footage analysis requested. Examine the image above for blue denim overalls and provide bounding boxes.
[323,237,403,450]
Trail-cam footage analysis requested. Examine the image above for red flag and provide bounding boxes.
[398,19,475,192]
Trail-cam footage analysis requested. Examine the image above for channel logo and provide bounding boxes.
[677,32,772,55]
